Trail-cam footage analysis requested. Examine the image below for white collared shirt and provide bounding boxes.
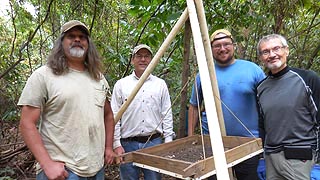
[111,72,175,148]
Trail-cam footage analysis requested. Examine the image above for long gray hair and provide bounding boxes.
[47,33,103,81]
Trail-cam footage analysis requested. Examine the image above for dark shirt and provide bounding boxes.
[257,66,320,154]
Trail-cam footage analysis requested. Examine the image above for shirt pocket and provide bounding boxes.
[144,91,161,112]
[94,87,107,107]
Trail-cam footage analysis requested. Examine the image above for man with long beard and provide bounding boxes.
[18,20,115,180]
[256,34,320,180]
[188,29,266,180]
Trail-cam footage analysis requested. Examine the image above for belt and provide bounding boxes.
[121,133,162,143]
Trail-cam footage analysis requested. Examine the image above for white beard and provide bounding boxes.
[70,47,85,58]
[266,60,282,70]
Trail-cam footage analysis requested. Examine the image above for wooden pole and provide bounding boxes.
[194,0,226,136]
[114,9,189,123]
[194,0,234,178]
[186,0,230,179]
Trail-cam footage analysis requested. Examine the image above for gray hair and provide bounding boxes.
[47,33,103,81]
[257,34,288,55]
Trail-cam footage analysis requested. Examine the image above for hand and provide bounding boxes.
[114,146,125,164]
[42,161,68,180]
[104,147,116,165]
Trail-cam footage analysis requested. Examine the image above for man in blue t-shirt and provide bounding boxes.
[188,29,266,180]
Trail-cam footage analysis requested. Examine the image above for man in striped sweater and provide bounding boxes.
[256,34,320,180]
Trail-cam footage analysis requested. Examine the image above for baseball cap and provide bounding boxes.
[132,44,153,55]
[210,29,233,42]
[61,20,89,35]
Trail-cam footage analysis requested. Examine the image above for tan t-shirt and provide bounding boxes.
[18,65,111,176]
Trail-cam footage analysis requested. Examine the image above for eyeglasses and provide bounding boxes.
[135,54,151,59]
[212,42,234,50]
[260,46,286,57]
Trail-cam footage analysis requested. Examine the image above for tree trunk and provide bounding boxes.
[177,19,191,138]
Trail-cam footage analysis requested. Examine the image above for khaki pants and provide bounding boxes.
[265,151,314,180]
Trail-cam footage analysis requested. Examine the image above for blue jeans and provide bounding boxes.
[120,137,162,180]
[36,167,105,180]
[201,113,209,135]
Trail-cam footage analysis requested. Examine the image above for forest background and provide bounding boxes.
[0,0,319,179]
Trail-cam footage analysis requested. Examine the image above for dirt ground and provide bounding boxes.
[160,140,213,162]
[1,121,253,180]
[0,121,180,179]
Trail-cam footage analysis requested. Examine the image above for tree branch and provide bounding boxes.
[1,0,54,80]
[122,0,167,78]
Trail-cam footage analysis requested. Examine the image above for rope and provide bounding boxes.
[190,64,256,139]
[141,61,257,157]
[217,95,256,138]
[191,67,207,160]
[142,76,192,149]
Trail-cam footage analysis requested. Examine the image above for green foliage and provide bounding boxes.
[0,0,319,127]
[0,167,15,180]
[0,0,318,178]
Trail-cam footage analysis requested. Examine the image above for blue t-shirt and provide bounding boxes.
[190,59,266,137]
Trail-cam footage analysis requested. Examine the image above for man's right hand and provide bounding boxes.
[42,161,68,180]
[114,146,125,164]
